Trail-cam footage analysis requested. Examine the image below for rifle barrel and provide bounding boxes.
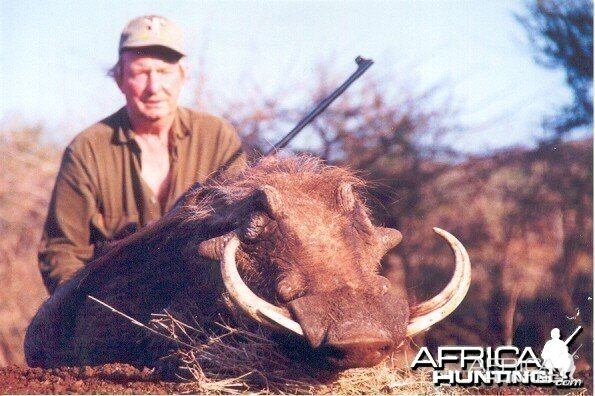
[265,56,374,156]
[564,326,583,345]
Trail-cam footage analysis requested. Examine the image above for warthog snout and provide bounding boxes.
[288,290,409,368]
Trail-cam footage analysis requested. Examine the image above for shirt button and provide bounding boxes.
[150,196,157,204]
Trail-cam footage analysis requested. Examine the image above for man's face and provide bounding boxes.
[117,50,186,123]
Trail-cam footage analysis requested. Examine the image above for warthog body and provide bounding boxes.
[25,156,470,369]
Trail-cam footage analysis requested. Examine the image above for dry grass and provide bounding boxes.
[0,128,56,366]
[146,310,461,395]
[148,311,591,395]
[85,296,592,394]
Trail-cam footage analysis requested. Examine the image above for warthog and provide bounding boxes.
[25,155,470,369]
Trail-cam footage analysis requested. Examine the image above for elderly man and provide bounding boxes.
[39,15,245,294]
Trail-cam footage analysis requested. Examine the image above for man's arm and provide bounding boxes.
[214,119,247,178]
[39,147,97,294]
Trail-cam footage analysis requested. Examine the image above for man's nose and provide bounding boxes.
[147,70,164,93]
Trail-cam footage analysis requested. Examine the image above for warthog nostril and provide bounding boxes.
[323,337,395,368]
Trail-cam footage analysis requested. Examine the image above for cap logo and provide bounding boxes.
[144,16,165,36]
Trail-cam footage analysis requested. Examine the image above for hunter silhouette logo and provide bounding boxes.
[411,326,583,388]
[541,327,580,379]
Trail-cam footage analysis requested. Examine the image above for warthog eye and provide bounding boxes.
[241,211,269,241]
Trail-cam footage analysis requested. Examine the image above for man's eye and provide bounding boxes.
[129,70,147,78]
[160,68,176,75]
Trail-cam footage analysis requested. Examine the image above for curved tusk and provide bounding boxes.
[221,235,304,336]
[406,227,471,337]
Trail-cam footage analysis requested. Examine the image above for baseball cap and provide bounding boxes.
[119,15,185,57]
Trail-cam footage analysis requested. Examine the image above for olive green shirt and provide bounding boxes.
[39,106,245,294]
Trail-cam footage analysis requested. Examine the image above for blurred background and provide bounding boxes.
[0,0,592,370]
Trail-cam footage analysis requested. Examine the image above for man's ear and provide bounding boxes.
[114,65,124,91]
[115,76,124,92]
[179,59,190,81]
[112,56,126,91]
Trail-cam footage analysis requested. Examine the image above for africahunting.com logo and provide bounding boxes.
[411,326,583,388]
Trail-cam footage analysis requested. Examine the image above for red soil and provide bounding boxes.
[1,364,590,395]
[0,364,198,394]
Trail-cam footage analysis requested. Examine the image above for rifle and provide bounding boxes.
[264,56,374,156]
[564,326,583,346]
[175,56,374,206]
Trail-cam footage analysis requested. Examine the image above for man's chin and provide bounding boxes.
[141,114,162,122]
[138,109,172,122]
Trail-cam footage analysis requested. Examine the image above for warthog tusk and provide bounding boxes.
[221,235,304,336]
[406,227,471,337]
[221,228,470,340]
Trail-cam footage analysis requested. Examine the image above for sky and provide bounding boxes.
[0,0,576,153]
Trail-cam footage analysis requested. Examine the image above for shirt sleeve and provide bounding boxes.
[38,146,97,294]
[214,120,247,178]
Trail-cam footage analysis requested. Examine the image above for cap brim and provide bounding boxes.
[120,40,185,57]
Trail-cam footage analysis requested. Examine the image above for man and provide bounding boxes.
[541,328,575,379]
[39,15,245,294]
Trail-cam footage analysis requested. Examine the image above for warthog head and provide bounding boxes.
[196,156,471,369]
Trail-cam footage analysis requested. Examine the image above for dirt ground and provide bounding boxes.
[0,364,201,395]
[0,364,591,395]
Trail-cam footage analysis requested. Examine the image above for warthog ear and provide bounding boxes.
[256,185,283,219]
[354,203,374,231]
[198,232,236,260]
[336,182,356,212]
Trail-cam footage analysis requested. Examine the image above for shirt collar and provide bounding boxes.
[113,107,133,145]
[173,106,192,140]
[112,106,191,145]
